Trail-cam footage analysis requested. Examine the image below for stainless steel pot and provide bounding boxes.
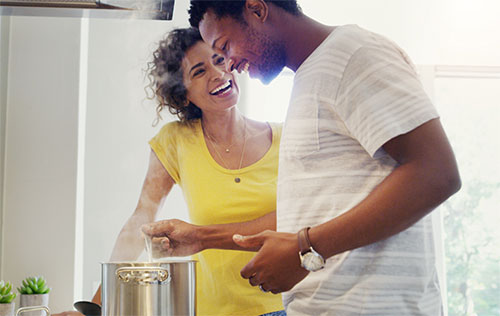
[101,260,196,316]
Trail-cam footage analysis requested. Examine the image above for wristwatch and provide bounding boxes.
[298,227,325,272]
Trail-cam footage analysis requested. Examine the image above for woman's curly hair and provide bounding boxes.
[146,27,203,125]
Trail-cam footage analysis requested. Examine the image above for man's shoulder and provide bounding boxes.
[305,24,379,67]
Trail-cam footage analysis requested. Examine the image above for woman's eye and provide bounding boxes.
[215,57,225,65]
[193,69,205,77]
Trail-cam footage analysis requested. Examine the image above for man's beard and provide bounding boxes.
[245,27,287,85]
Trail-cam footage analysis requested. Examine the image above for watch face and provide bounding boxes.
[302,252,325,271]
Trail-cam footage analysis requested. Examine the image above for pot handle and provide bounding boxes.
[116,266,170,284]
[16,305,50,316]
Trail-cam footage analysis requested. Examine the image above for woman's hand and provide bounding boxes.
[142,219,204,257]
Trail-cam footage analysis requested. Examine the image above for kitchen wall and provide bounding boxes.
[0,15,82,311]
[0,15,9,277]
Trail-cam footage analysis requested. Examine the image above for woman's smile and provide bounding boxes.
[209,80,233,96]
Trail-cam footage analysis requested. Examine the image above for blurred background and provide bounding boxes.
[0,0,499,314]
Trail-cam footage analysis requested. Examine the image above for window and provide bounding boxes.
[432,66,500,316]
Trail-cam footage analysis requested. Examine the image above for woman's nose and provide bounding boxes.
[209,64,226,80]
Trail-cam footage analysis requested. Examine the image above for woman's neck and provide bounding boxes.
[201,110,246,144]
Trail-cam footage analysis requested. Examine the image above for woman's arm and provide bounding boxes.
[92,150,174,304]
[108,150,174,261]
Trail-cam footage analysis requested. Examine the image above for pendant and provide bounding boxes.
[225,148,230,153]
[235,177,241,183]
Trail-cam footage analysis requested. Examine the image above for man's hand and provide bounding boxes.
[142,219,204,257]
[233,230,309,294]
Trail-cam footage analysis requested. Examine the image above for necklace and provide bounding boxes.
[203,120,247,183]
[204,128,237,153]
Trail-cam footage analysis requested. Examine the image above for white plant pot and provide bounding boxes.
[0,303,15,316]
[19,294,49,316]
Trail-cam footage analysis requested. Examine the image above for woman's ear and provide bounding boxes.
[245,0,269,23]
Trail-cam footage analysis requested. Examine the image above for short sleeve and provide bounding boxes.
[335,44,439,157]
[149,122,181,183]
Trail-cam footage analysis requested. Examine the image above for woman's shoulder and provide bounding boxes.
[156,119,199,136]
[152,119,200,146]
[268,121,283,139]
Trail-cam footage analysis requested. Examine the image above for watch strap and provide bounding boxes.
[298,227,312,255]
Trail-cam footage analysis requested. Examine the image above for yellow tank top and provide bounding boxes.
[149,119,283,316]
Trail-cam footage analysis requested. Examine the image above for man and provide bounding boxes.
[188,1,461,315]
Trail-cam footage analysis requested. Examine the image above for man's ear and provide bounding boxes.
[245,0,269,23]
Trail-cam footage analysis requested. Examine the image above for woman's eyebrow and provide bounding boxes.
[189,62,204,75]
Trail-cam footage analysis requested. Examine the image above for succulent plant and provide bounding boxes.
[0,280,16,303]
[17,276,50,295]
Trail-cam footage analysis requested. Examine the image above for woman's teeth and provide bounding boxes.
[210,81,232,95]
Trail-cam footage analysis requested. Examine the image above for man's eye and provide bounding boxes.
[221,41,228,51]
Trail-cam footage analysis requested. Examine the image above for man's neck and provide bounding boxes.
[280,14,336,72]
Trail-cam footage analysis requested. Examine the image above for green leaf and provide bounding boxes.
[5,283,11,295]
[37,277,45,287]
[5,293,15,303]
[0,291,15,303]
[38,286,48,294]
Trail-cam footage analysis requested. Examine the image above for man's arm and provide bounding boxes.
[235,118,461,293]
[142,211,277,257]
[309,118,460,258]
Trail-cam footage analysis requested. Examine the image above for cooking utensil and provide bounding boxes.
[101,260,196,316]
[16,306,50,316]
[73,301,101,316]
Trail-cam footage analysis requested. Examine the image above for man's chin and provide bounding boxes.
[253,70,281,85]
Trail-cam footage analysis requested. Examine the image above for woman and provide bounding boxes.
[141,27,284,316]
[55,27,284,316]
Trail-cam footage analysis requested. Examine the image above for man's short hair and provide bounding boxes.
[189,0,301,28]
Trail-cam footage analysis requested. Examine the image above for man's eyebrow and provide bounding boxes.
[189,62,204,75]
[212,36,223,49]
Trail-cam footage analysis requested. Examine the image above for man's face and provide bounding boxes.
[198,10,287,85]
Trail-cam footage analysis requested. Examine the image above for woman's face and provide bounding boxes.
[182,41,239,114]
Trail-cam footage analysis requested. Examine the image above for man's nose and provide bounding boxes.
[225,58,235,73]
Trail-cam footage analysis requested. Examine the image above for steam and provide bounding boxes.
[144,233,154,262]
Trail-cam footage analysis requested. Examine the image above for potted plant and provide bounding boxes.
[17,277,50,316]
[0,280,16,316]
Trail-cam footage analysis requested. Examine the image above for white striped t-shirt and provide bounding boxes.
[277,25,441,315]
